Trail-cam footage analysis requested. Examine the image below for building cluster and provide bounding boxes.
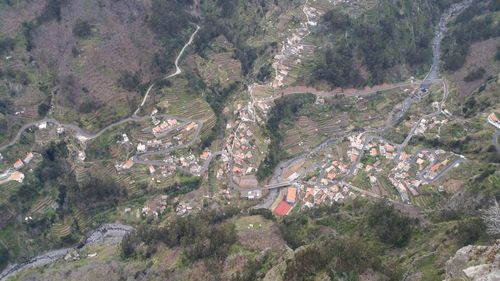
[140,195,169,219]
[152,118,179,136]
[3,152,36,184]
[300,182,355,208]
[271,2,319,88]
[274,181,357,216]
[226,102,260,179]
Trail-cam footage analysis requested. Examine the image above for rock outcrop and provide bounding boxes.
[444,240,500,280]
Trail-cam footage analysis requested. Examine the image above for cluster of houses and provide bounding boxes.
[140,195,169,219]
[271,2,319,88]
[226,102,260,179]
[274,181,356,216]
[4,152,35,183]
[300,183,355,208]
[151,118,178,136]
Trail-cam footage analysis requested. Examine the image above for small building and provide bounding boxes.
[122,159,134,170]
[237,175,258,189]
[240,189,262,200]
[487,113,500,129]
[185,122,197,132]
[23,152,34,164]
[149,165,156,174]
[13,159,24,170]
[9,171,25,183]
[286,187,297,204]
[430,163,442,173]
[400,152,410,161]
[137,143,146,152]
[384,144,395,153]
[287,172,300,181]
[38,122,47,130]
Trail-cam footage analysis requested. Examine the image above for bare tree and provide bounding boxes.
[482,200,500,237]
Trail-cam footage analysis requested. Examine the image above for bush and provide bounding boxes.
[279,213,319,249]
[117,71,141,92]
[73,20,92,38]
[456,217,486,246]
[120,207,238,264]
[0,38,15,56]
[284,236,380,280]
[39,0,67,23]
[163,174,202,196]
[463,67,486,82]
[0,248,9,270]
[78,100,101,113]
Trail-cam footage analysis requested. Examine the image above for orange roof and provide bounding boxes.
[489,113,499,122]
[123,159,134,169]
[370,148,378,156]
[185,122,196,131]
[286,187,297,203]
[274,201,293,216]
[9,171,24,183]
[384,144,395,152]
[351,153,358,162]
[13,159,24,168]
[430,163,442,173]
[401,152,409,161]
[326,172,336,180]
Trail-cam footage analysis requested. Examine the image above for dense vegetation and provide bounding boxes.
[442,0,500,71]
[163,173,202,197]
[201,81,240,149]
[121,207,239,266]
[148,0,194,76]
[0,38,15,56]
[117,71,142,92]
[284,237,382,280]
[314,0,457,87]
[0,141,128,266]
[257,93,316,180]
[198,0,281,76]
[463,67,486,81]
[366,201,414,247]
[72,19,92,38]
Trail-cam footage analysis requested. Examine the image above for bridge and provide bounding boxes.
[262,181,295,190]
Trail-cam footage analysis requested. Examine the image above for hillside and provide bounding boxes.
[0,0,499,280]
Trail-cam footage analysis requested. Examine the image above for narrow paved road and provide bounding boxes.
[134,25,200,116]
[1,25,201,152]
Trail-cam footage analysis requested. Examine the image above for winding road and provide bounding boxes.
[0,0,477,278]
[0,25,201,152]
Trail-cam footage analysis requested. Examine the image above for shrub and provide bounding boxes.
[117,71,141,92]
[463,67,486,82]
[0,248,9,270]
[0,38,15,56]
[456,217,486,246]
[73,20,92,38]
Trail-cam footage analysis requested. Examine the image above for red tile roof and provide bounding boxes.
[274,201,293,216]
